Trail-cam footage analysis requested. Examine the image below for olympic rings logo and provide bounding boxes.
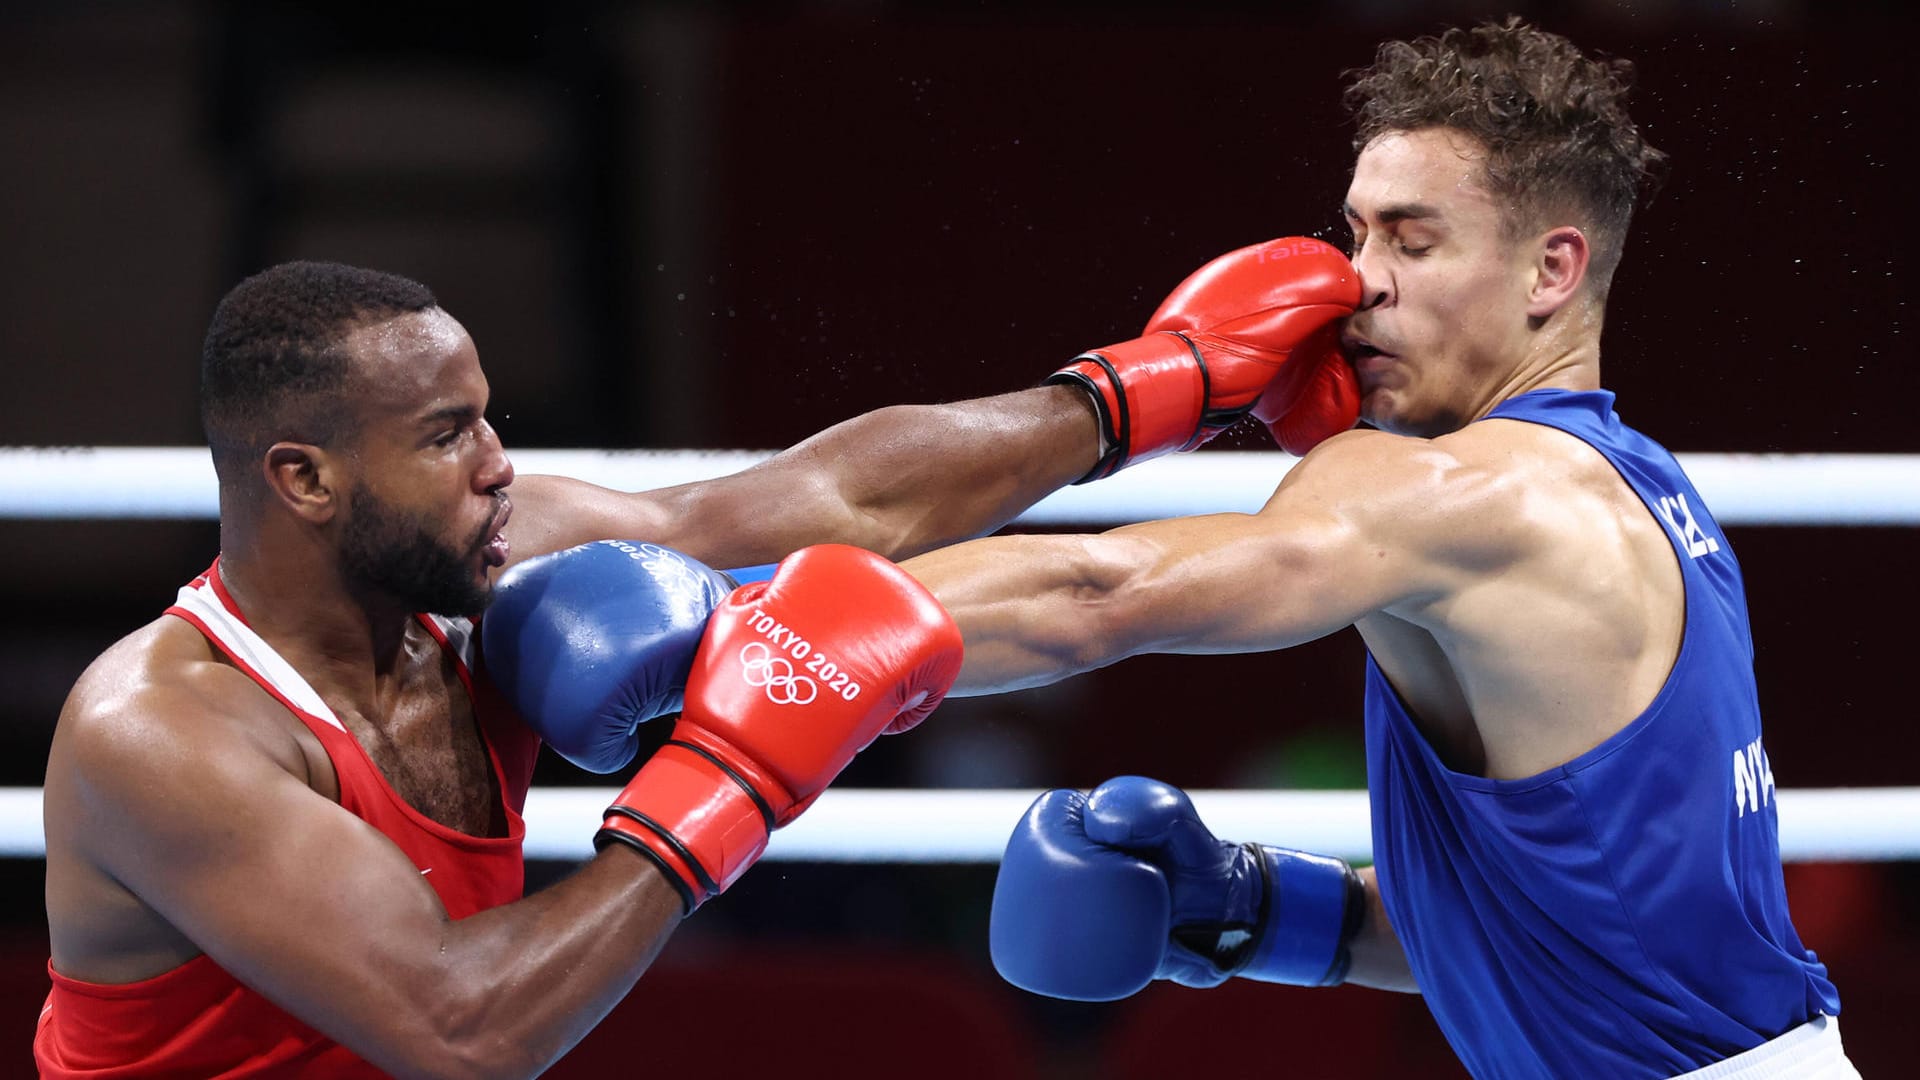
[641,552,707,594]
[597,540,720,605]
[739,642,819,705]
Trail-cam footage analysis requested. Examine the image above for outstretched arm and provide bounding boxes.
[504,235,1365,571]
[506,385,1100,570]
[905,506,1367,695]
[907,430,1472,695]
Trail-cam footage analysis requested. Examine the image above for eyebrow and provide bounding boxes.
[415,403,480,428]
[1342,201,1444,225]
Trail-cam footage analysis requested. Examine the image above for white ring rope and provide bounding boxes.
[3,786,1918,861]
[5,447,1920,525]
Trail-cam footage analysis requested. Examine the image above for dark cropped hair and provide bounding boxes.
[200,261,438,482]
[1343,16,1667,294]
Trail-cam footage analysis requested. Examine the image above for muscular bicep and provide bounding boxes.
[1146,430,1533,653]
[69,698,460,1059]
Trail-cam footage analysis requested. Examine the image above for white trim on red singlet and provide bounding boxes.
[171,577,346,731]
[427,614,476,671]
[172,575,482,736]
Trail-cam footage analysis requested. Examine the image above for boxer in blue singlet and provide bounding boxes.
[903,18,1857,1078]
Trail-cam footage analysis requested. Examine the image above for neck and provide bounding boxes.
[1485,341,1600,409]
[217,526,421,713]
[1468,304,1604,425]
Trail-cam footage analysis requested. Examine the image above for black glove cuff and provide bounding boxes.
[1321,862,1368,987]
[1045,363,1126,483]
[596,811,701,916]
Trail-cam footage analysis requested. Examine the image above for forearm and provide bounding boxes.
[1344,865,1418,993]
[738,385,1098,562]
[508,386,1096,570]
[387,850,683,1079]
[904,530,1147,696]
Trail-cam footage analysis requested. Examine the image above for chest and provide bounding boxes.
[317,649,507,838]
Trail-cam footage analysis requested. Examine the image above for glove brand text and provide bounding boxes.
[1256,238,1338,261]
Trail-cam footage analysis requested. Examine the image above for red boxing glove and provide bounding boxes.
[1050,237,1362,481]
[1251,321,1362,456]
[595,544,963,912]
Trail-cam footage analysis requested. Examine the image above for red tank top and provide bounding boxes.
[35,561,542,1078]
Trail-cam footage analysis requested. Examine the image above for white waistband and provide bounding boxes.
[1668,1015,1859,1080]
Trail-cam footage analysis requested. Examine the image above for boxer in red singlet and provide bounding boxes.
[34,261,1097,1077]
[38,251,1357,1076]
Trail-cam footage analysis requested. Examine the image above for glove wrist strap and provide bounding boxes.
[1236,843,1365,987]
[1046,332,1207,483]
[593,732,786,913]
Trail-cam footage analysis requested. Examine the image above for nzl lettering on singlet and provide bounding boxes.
[1732,735,1776,818]
[1657,492,1720,559]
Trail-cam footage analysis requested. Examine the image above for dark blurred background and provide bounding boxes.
[3,1,1916,1075]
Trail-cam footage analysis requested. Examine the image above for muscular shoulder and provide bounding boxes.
[1276,427,1543,570]
[53,617,310,797]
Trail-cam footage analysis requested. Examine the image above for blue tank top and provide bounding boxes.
[1363,389,1839,1079]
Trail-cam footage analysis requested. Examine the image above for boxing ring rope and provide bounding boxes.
[4,445,1919,862]
[6,446,1920,524]
[2,786,1917,862]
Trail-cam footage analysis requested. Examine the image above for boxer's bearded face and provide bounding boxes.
[339,483,496,617]
[332,308,513,618]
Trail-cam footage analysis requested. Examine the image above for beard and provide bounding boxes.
[339,486,496,618]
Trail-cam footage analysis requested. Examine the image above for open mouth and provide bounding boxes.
[479,500,512,568]
[1346,341,1395,376]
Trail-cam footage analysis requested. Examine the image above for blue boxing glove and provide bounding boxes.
[480,540,737,773]
[990,776,1364,1002]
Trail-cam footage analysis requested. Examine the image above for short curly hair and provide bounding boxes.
[200,261,438,483]
[1343,17,1667,293]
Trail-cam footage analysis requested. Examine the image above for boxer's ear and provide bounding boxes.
[264,442,340,524]
[1526,225,1590,321]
